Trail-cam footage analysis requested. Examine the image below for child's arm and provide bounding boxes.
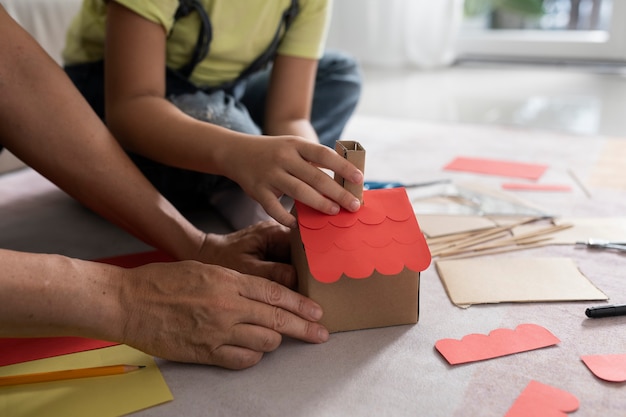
[103,2,362,228]
[263,54,321,142]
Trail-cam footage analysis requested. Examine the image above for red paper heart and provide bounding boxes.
[505,380,579,417]
[581,354,626,382]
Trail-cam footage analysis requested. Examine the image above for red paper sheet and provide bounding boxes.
[435,323,560,365]
[444,156,548,180]
[502,183,572,192]
[0,250,173,366]
[0,338,117,367]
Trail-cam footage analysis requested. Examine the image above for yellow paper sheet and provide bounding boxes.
[436,257,608,307]
[0,344,172,417]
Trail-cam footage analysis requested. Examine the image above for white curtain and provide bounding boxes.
[1,0,82,65]
[326,0,465,69]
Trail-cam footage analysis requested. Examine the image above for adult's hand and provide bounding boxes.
[120,261,328,369]
[196,221,296,287]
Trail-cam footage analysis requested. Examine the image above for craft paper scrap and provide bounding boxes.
[0,337,118,367]
[504,380,579,417]
[435,257,607,307]
[0,344,173,417]
[443,157,548,180]
[581,354,626,382]
[502,183,572,192]
[435,324,559,365]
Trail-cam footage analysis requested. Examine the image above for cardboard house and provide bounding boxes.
[290,141,432,333]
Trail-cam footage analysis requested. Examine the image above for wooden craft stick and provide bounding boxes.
[437,237,552,258]
[430,230,511,257]
[568,168,592,199]
[434,217,540,249]
[472,223,573,250]
[426,230,484,245]
[433,223,572,258]
[438,242,549,260]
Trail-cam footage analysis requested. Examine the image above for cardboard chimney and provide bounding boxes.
[290,141,432,333]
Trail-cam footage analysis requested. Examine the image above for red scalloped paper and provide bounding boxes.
[505,380,579,417]
[435,323,560,365]
[296,188,431,283]
[581,353,626,382]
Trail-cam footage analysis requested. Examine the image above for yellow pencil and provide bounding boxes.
[0,364,144,387]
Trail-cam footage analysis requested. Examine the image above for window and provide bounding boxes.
[456,0,626,63]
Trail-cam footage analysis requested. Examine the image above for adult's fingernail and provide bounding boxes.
[310,306,323,321]
[318,327,329,342]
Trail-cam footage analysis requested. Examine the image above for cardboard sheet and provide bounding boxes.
[435,257,608,307]
[0,344,172,417]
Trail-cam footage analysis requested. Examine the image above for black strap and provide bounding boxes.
[173,0,299,86]
[175,0,212,78]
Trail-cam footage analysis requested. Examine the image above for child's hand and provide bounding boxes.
[221,136,364,228]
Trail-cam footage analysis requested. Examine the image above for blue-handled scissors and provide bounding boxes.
[363,179,451,190]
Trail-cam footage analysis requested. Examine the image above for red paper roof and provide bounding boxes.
[295,188,431,283]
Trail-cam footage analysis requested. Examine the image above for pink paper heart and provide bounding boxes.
[505,380,579,417]
[581,353,626,382]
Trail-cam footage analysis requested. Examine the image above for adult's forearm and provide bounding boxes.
[0,249,123,340]
[0,9,204,260]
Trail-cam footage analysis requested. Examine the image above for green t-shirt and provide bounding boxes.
[63,0,331,87]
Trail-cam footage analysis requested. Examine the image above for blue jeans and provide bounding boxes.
[241,50,362,147]
[66,50,361,214]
